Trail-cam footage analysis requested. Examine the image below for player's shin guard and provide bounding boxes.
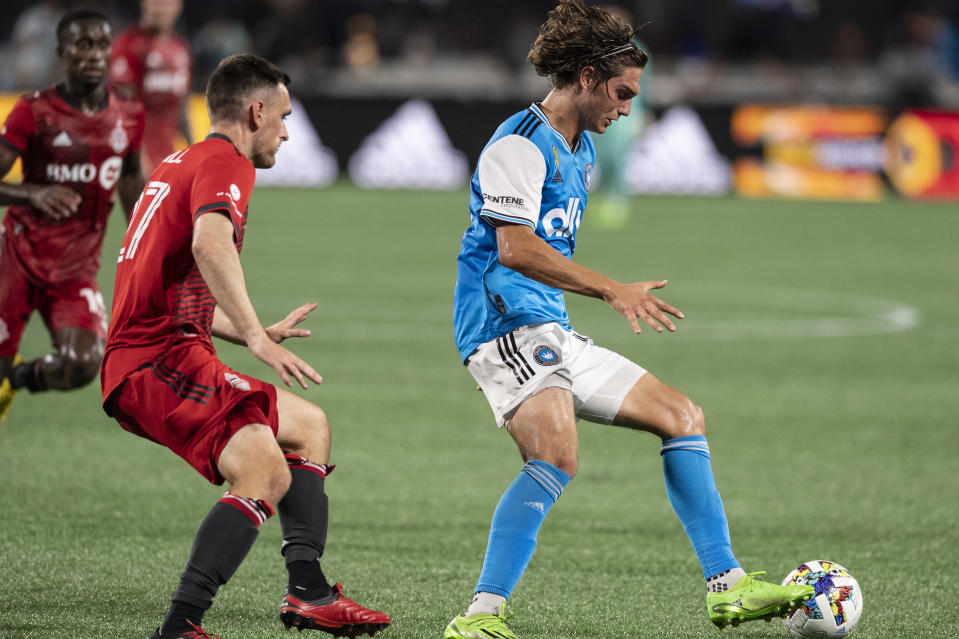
[660,436,739,578]
[161,493,274,635]
[279,455,334,600]
[475,460,571,598]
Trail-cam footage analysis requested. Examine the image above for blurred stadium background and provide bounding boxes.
[1,2,958,639]
[2,0,959,199]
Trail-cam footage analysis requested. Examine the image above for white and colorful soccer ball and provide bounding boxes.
[782,560,863,638]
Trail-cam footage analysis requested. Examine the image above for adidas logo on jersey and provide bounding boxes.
[551,167,564,183]
[52,131,73,147]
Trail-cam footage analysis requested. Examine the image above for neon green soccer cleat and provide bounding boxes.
[0,354,23,428]
[444,602,518,639]
[707,571,814,629]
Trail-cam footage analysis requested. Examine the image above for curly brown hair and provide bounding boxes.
[528,0,648,90]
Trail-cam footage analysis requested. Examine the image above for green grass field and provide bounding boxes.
[1,184,957,638]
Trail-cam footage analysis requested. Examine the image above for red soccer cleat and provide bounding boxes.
[147,620,219,638]
[279,583,390,637]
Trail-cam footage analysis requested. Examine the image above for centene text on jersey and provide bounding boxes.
[483,193,526,208]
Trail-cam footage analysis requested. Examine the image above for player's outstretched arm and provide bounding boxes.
[0,144,81,219]
[212,303,317,345]
[496,223,683,334]
[194,212,322,388]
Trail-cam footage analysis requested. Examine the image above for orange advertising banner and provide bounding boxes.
[731,105,887,201]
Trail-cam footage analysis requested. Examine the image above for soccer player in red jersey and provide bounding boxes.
[0,9,145,425]
[101,54,390,639]
[110,0,192,174]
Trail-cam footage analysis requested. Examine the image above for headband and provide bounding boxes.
[597,42,638,59]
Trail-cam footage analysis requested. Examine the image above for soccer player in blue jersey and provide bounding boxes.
[444,2,814,638]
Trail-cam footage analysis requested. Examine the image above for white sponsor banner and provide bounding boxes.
[256,97,338,187]
[348,99,468,190]
[623,105,731,195]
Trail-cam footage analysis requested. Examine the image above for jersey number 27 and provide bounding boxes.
[118,181,171,263]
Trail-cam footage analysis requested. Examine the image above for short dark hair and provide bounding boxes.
[56,9,110,46]
[528,0,648,90]
[206,54,292,123]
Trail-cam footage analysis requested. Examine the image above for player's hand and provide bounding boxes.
[248,334,323,389]
[266,302,317,344]
[604,279,684,334]
[29,184,81,220]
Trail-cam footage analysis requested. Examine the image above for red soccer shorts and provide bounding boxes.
[0,236,107,357]
[105,342,279,484]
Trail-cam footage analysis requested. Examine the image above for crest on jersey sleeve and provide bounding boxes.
[109,119,129,154]
[584,162,593,192]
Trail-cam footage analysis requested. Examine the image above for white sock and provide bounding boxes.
[706,567,747,593]
[466,591,506,616]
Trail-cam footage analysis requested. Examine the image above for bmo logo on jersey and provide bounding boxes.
[542,197,583,238]
[46,156,123,190]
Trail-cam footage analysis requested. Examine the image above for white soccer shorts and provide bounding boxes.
[466,322,647,428]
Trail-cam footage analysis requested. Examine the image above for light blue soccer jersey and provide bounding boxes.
[454,103,595,362]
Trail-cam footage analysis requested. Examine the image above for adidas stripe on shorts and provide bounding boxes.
[466,322,647,428]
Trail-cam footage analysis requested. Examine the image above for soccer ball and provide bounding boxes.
[782,560,863,638]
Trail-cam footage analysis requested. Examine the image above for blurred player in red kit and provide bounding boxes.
[110,0,192,174]
[101,54,390,639]
[0,9,145,425]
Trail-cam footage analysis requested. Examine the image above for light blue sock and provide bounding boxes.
[661,436,740,578]
[475,460,571,598]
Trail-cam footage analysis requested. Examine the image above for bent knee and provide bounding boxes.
[297,404,330,445]
[61,351,103,388]
[528,453,578,479]
[666,398,706,439]
[278,398,330,461]
[309,404,330,432]
[270,465,293,501]
[556,457,578,479]
[261,464,292,505]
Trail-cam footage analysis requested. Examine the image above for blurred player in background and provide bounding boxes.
[101,54,390,639]
[589,5,652,230]
[110,0,192,174]
[445,2,814,638]
[0,9,145,426]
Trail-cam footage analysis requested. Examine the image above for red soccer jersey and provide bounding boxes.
[110,26,191,169]
[0,85,145,284]
[101,134,255,403]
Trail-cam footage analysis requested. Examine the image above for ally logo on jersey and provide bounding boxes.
[543,197,583,238]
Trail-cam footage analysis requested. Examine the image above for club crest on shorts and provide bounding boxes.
[224,372,251,391]
[533,344,561,366]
